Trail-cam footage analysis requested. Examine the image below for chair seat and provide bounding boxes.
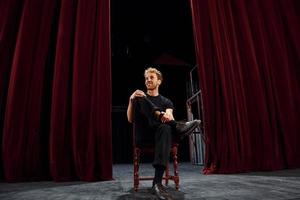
[135,142,179,154]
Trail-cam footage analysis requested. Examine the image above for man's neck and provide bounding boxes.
[147,89,159,97]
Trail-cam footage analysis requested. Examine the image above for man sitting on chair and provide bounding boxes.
[127,67,201,200]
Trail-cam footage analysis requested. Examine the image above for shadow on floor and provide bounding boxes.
[116,187,185,200]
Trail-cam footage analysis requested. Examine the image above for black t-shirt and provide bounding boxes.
[146,94,174,112]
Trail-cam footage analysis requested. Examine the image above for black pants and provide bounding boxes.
[134,97,175,168]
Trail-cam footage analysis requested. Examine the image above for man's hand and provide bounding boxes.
[160,112,173,123]
[129,90,146,102]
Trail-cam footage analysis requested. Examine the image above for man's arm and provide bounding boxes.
[127,99,134,123]
[127,90,146,123]
[160,108,175,123]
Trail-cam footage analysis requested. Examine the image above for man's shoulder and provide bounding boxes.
[147,94,173,104]
[158,94,173,104]
[158,94,170,100]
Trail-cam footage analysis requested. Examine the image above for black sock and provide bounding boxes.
[153,165,165,186]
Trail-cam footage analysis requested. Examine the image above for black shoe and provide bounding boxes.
[157,183,168,193]
[151,183,167,200]
[176,119,201,139]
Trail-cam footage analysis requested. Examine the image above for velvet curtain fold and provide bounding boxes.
[0,0,112,182]
[190,0,300,174]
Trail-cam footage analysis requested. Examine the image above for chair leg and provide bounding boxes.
[133,148,140,191]
[172,146,179,190]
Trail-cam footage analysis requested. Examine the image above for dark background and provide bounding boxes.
[111,0,197,163]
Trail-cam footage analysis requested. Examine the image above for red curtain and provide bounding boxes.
[190,0,300,174]
[0,0,112,182]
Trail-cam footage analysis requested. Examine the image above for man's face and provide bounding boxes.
[145,72,161,90]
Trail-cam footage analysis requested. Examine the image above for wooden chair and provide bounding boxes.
[132,100,180,191]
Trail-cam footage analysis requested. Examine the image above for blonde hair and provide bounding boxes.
[144,67,163,81]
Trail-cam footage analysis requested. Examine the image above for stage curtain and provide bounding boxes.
[0,0,112,182]
[190,0,300,174]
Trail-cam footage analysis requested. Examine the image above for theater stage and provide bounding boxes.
[1,162,300,199]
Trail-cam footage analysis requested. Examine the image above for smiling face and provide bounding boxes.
[145,72,161,91]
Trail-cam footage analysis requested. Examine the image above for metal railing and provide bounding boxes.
[186,66,205,165]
